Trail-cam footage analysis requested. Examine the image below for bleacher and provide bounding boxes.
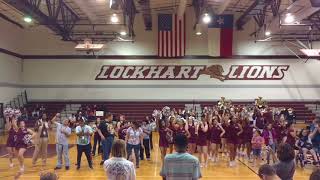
[21,101,317,124]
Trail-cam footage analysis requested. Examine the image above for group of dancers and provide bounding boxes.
[156,97,318,168]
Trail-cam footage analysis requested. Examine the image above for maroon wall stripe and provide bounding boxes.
[166,31,169,57]
[220,28,233,57]
[175,14,177,57]
[184,14,186,56]
[179,18,182,57]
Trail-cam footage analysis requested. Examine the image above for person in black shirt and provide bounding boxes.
[97,113,115,165]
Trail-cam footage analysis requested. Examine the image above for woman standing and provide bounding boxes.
[226,116,243,167]
[168,117,176,154]
[210,118,225,163]
[220,114,229,156]
[15,120,34,172]
[103,139,136,180]
[241,117,254,161]
[185,117,197,154]
[125,121,144,168]
[5,117,18,168]
[158,120,172,161]
[92,117,102,156]
[196,115,209,167]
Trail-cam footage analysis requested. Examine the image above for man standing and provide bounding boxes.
[75,118,93,170]
[98,113,115,165]
[51,113,72,170]
[160,134,202,180]
[140,120,152,160]
[32,113,50,166]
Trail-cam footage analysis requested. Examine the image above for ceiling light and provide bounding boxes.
[265,31,271,36]
[110,14,119,23]
[202,13,211,24]
[23,16,32,23]
[284,13,295,23]
[195,24,202,35]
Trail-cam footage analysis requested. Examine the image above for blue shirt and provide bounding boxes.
[55,122,71,145]
[160,152,201,180]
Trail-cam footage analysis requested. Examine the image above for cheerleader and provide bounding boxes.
[175,119,190,138]
[240,117,254,161]
[185,117,197,154]
[158,120,172,161]
[220,114,229,156]
[196,115,209,167]
[168,116,176,154]
[15,120,34,172]
[226,116,243,167]
[5,117,18,168]
[210,117,225,163]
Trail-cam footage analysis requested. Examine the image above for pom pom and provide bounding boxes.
[162,106,171,118]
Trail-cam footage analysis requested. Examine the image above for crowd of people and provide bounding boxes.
[3,97,320,180]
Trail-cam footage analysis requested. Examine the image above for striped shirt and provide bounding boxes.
[160,152,202,180]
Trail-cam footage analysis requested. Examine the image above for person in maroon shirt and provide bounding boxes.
[284,123,297,148]
[210,118,225,163]
[196,115,209,167]
[158,120,172,161]
[5,117,18,168]
[185,117,197,154]
[240,117,254,161]
[168,116,176,154]
[15,120,34,172]
[273,118,286,145]
[226,116,243,167]
[221,115,229,156]
[207,117,213,159]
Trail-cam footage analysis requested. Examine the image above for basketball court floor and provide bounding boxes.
[0,131,312,180]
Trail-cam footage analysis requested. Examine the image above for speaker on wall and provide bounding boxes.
[310,0,320,7]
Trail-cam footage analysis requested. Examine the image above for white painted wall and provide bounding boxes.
[0,53,22,103]
[23,58,320,101]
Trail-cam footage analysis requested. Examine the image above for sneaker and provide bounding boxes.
[65,166,70,170]
[136,165,139,168]
[20,166,25,172]
[100,161,104,165]
[200,163,204,168]
[9,163,14,168]
[147,158,151,161]
[76,166,80,170]
[89,165,93,169]
[54,167,62,170]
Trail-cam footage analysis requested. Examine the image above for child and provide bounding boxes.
[296,129,319,166]
[252,129,265,167]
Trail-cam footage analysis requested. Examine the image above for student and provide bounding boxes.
[140,120,152,161]
[272,143,295,180]
[103,139,136,180]
[160,134,202,180]
[125,121,144,168]
[185,117,197,154]
[92,117,102,156]
[51,113,72,170]
[97,113,115,165]
[158,120,172,161]
[262,123,277,164]
[75,118,93,170]
[15,120,34,172]
[5,117,18,168]
[226,116,243,167]
[210,118,225,163]
[258,164,280,180]
[196,116,209,167]
[296,129,318,165]
[251,130,265,167]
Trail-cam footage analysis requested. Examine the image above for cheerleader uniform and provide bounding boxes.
[197,126,208,146]
[188,124,197,144]
[273,122,286,143]
[221,123,228,139]
[6,127,17,148]
[169,125,176,145]
[15,128,30,150]
[211,125,223,144]
[159,128,169,148]
[226,122,241,145]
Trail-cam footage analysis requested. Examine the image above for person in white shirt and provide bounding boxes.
[103,139,136,180]
[125,121,144,168]
[75,118,93,170]
[51,113,72,170]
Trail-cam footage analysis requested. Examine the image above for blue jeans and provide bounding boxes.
[126,143,140,166]
[102,136,114,161]
[56,144,70,167]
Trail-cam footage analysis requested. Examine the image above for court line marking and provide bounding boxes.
[237,158,258,175]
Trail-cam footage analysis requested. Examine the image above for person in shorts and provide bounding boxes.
[252,130,265,167]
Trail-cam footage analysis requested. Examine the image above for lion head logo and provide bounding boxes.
[200,65,225,81]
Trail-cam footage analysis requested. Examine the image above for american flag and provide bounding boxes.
[158,14,186,57]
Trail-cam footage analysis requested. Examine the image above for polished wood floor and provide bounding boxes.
[0,131,313,180]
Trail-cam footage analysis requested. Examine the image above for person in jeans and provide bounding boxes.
[125,121,144,168]
[98,113,115,165]
[92,117,102,156]
[51,113,72,170]
[140,120,152,160]
[75,118,93,170]
[103,139,136,180]
[160,133,202,180]
[32,113,50,166]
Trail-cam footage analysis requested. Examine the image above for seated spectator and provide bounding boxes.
[309,119,320,154]
[258,164,280,180]
[272,143,295,180]
[103,139,136,180]
[40,172,58,180]
[160,134,202,180]
[310,169,320,180]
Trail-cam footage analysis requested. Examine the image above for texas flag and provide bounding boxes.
[208,14,234,57]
